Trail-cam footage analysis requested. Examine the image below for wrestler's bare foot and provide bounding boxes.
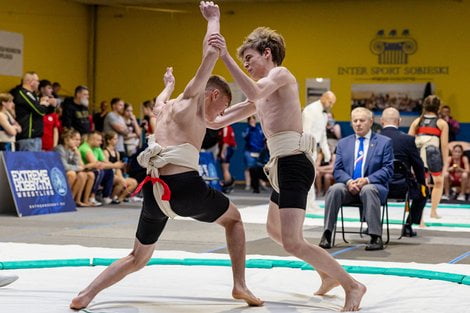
[232,287,264,306]
[342,281,366,312]
[314,276,340,296]
[430,213,442,219]
[70,292,93,310]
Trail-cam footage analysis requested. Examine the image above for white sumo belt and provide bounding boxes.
[133,137,199,218]
[264,131,316,193]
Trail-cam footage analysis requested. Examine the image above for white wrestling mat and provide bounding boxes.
[239,201,470,233]
[1,243,469,313]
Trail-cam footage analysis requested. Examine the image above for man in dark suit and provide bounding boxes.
[320,107,394,251]
[380,108,427,237]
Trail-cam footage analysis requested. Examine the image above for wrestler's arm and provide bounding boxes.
[209,33,291,101]
[182,2,220,100]
[206,99,256,129]
[408,119,419,136]
[155,67,175,106]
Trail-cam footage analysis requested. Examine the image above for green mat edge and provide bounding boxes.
[1,257,469,286]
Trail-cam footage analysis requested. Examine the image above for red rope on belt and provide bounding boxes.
[131,175,171,200]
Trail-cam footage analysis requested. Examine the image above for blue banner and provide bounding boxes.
[2,151,76,217]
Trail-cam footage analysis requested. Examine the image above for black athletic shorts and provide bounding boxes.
[136,171,230,245]
[270,153,315,209]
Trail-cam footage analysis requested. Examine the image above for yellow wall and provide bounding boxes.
[94,0,470,121]
[1,0,469,121]
[0,0,89,96]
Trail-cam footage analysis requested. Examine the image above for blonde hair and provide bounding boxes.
[237,27,286,66]
[0,93,13,108]
[351,107,373,120]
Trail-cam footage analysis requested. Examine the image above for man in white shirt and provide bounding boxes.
[302,91,336,210]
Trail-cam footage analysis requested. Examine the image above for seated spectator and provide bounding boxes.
[103,131,138,203]
[381,108,427,237]
[444,144,469,201]
[242,116,265,190]
[55,129,95,207]
[319,107,393,251]
[39,79,60,151]
[122,103,141,158]
[326,112,341,153]
[79,131,116,206]
[0,93,21,151]
[315,151,335,197]
[440,105,460,142]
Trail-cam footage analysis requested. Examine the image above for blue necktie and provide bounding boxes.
[352,137,365,179]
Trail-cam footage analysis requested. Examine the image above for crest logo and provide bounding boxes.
[50,167,67,196]
[370,29,417,65]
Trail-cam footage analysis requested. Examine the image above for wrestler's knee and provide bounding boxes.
[216,202,241,228]
[128,250,152,271]
[462,172,468,179]
[282,237,303,255]
[266,221,281,242]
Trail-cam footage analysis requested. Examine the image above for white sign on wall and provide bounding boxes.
[0,31,23,77]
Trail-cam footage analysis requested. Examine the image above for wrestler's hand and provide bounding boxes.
[208,33,227,57]
[200,1,220,21]
[163,67,175,87]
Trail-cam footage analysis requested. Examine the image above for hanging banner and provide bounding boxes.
[0,30,23,77]
[0,151,76,217]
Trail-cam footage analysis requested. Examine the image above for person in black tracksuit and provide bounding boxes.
[12,72,55,151]
[61,85,91,135]
[381,108,427,237]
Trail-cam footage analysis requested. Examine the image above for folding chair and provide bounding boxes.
[332,199,389,247]
[388,159,413,239]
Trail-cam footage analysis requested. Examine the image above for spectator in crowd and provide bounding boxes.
[103,131,138,203]
[122,103,142,157]
[61,85,91,135]
[0,93,21,151]
[79,131,116,206]
[302,91,336,210]
[93,100,108,132]
[201,127,221,159]
[443,144,469,201]
[409,95,448,221]
[12,71,56,151]
[141,99,156,141]
[52,82,62,100]
[249,143,270,193]
[103,97,129,156]
[440,105,460,142]
[381,108,427,237]
[55,129,95,207]
[320,107,393,251]
[218,125,236,193]
[315,150,335,197]
[242,116,265,191]
[326,112,341,153]
[39,79,60,151]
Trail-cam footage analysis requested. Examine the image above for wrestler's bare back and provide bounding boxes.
[254,67,303,138]
[153,93,207,175]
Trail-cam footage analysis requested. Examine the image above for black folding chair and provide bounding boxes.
[332,200,389,247]
[388,159,413,239]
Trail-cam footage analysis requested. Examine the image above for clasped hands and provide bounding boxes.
[347,178,368,195]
